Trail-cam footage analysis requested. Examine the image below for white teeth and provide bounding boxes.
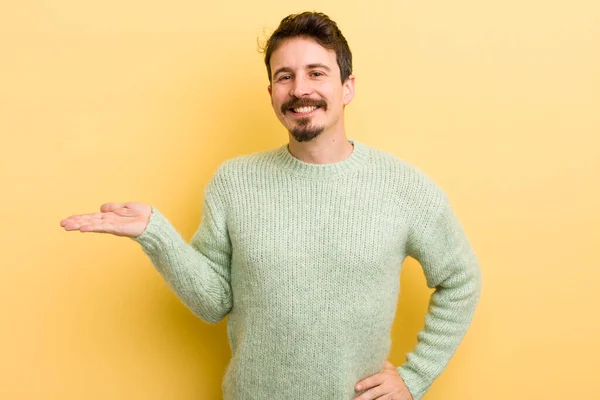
[293,106,317,114]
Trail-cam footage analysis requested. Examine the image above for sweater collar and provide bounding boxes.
[274,139,370,179]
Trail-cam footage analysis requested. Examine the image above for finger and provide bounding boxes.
[352,384,386,400]
[60,213,103,226]
[100,203,125,213]
[374,394,396,400]
[62,221,90,231]
[62,218,115,233]
[79,221,118,234]
[78,212,104,219]
[356,373,385,392]
[62,222,82,231]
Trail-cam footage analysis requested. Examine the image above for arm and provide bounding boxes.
[131,173,233,324]
[397,193,482,399]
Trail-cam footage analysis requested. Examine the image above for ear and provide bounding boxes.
[267,85,272,96]
[342,75,355,105]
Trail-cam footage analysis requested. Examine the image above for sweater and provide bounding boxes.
[131,139,482,400]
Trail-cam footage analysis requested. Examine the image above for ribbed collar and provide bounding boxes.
[273,139,370,179]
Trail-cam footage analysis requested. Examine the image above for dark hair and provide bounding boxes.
[260,12,353,85]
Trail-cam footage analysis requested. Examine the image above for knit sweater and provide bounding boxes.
[131,139,482,400]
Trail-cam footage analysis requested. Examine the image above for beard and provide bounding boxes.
[289,118,325,142]
[282,97,328,143]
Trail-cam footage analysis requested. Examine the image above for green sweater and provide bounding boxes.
[132,139,482,399]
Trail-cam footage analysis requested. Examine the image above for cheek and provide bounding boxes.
[319,87,338,104]
[270,97,281,112]
[271,92,285,110]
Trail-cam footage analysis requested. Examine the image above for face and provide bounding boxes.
[268,37,355,143]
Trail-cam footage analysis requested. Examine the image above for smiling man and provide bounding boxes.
[268,37,350,145]
[60,11,482,400]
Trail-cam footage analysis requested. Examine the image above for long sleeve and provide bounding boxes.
[397,193,482,399]
[130,174,233,324]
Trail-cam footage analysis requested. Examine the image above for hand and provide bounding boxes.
[353,361,413,400]
[60,202,152,238]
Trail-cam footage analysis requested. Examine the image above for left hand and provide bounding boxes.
[352,361,414,400]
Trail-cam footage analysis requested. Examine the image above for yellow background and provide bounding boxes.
[1,1,598,399]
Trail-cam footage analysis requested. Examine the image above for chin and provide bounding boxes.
[290,126,325,143]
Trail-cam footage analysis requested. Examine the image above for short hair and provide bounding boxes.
[260,11,353,85]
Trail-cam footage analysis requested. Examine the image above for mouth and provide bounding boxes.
[287,105,321,117]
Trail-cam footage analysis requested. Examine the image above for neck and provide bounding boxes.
[287,131,354,165]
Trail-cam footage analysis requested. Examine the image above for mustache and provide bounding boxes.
[281,97,327,113]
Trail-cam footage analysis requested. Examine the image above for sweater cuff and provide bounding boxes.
[397,365,429,400]
[130,206,186,255]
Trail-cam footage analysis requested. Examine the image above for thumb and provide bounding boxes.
[100,203,125,212]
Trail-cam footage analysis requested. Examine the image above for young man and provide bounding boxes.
[60,12,482,400]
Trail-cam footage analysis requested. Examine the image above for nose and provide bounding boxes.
[289,75,313,98]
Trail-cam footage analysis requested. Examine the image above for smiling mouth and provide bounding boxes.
[288,106,321,116]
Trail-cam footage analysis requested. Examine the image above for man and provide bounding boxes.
[60,11,482,400]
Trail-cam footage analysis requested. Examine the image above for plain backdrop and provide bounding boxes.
[1,0,598,399]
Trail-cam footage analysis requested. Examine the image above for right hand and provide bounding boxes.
[60,202,152,238]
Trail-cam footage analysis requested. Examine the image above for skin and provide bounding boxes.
[60,202,151,237]
[59,33,413,400]
[267,36,356,164]
[352,361,413,400]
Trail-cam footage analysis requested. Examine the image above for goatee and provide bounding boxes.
[290,123,325,142]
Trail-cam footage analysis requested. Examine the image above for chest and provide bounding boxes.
[226,179,410,277]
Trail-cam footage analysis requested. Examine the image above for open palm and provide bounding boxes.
[60,202,152,238]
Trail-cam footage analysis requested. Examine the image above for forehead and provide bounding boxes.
[270,37,337,71]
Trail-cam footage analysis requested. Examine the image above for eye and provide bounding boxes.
[311,71,324,77]
[278,75,292,81]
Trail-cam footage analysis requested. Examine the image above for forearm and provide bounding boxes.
[397,260,482,399]
[132,206,233,324]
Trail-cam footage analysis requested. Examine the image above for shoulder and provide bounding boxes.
[205,146,282,195]
[215,146,281,177]
[364,143,448,203]
[362,143,451,236]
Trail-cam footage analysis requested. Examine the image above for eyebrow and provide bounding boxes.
[273,63,332,79]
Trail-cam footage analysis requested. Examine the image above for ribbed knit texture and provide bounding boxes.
[132,139,482,400]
